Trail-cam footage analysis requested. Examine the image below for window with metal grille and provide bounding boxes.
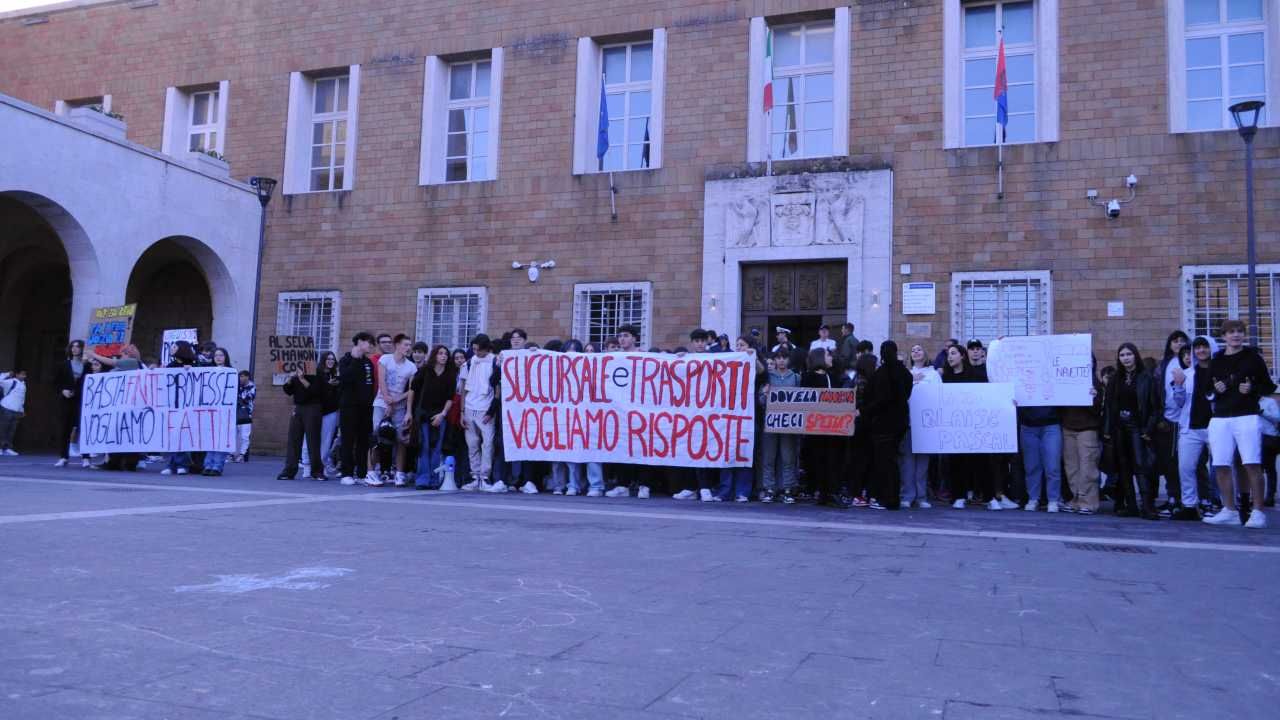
[951,271,1051,343]
[416,287,486,350]
[1182,265,1279,378]
[572,282,653,347]
[276,291,341,355]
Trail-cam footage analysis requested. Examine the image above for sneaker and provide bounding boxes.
[1244,510,1267,529]
[363,474,384,487]
[735,495,749,503]
[2,449,18,457]
[673,489,697,500]
[565,487,580,496]
[851,496,869,508]
[998,497,1019,510]
[869,499,887,510]
[340,476,356,486]
[520,481,539,494]
[709,495,723,502]
[987,499,1003,511]
[461,480,480,492]
[80,459,92,468]
[917,500,932,509]
[1024,502,1038,512]
[952,499,966,509]
[638,485,651,499]
[1047,501,1060,513]
[486,480,509,493]
[176,468,188,475]
[586,489,603,497]
[551,489,564,495]
[53,458,67,467]
[1077,507,1096,515]
[394,472,408,487]
[699,489,713,502]
[324,465,339,479]
[160,468,173,476]
[605,486,630,498]
[1203,508,1241,526]
[760,490,775,503]
[782,491,797,505]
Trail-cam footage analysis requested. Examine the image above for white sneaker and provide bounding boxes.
[2,449,18,457]
[565,487,580,496]
[340,476,356,486]
[700,489,713,502]
[486,480,508,493]
[638,485,650,499]
[552,489,564,495]
[80,459,92,468]
[987,499,1003,511]
[1047,501,1060,513]
[53,458,67,467]
[160,468,173,476]
[176,468,188,475]
[394,472,407,487]
[587,489,603,497]
[363,473,384,487]
[673,489,697,500]
[999,497,1019,510]
[1203,508,1241,526]
[918,500,932,509]
[952,499,966,509]
[735,495,749,503]
[520,481,539,494]
[460,480,480,492]
[1244,510,1267,529]
[605,486,630,498]
[1024,502,1038,512]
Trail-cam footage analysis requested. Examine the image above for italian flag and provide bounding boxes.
[763,29,774,113]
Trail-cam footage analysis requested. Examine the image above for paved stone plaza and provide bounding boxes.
[1,457,1277,720]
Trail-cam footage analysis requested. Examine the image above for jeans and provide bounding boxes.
[566,463,603,493]
[1020,424,1063,506]
[167,452,191,472]
[204,451,229,472]
[718,467,754,500]
[898,428,930,505]
[0,407,21,450]
[551,462,580,492]
[416,421,447,486]
[759,431,797,492]
[1063,428,1101,511]
[320,411,339,467]
[464,409,495,481]
[1177,428,1210,507]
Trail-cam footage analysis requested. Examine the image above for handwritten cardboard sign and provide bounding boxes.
[268,335,317,385]
[500,350,756,467]
[78,367,238,453]
[909,382,1017,454]
[986,334,1093,406]
[87,304,137,357]
[764,387,857,436]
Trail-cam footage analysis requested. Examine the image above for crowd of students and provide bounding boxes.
[4,320,1276,530]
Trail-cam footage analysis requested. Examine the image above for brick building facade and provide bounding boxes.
[1,0,1277,451]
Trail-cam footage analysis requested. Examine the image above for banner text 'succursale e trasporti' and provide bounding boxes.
[500,350,756,467]
[78,367,239,454]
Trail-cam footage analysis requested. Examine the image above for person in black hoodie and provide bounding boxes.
[1203,319,1277,528]
[337,332,376,485]
[802,347,848,507]
[1101,342,1160,519]
[861,341,913,510]
[277,365,324,481]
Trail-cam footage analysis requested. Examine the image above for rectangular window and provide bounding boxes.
[445,61,492,182]
[310,75,350,192]
[770,21,835,159]
[962,1,1036,146]
[416,287,487,350]
[572,282,653,347]
[601,41,654,171]
[951,270,1051,342]
[1182,0,1269,130]
[1183,264,1279,377]
[276,291,342,355]
[188,89,220,152]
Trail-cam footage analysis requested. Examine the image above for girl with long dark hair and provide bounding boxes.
[1102,343,1160,519]
[412,344,457,488]
[53,339,87,467]
[802,347,849,507]
[202,348,234,476]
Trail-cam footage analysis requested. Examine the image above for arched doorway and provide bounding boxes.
[126,238,216,366]
[0,195,80,451]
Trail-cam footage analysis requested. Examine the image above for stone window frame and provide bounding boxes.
[161,81,229,157]
[55,94,112,115]
[572,281,653,347]
[276,291,342,356]
[746,8,850,163]
[572,30,667,174]
[420,49,504,185]
[1182,263,1280,379]
[950,270,1052,343]
[1166,0,1278,133]
[943,0,1059,149]
[415,286,488,350]
[283,65,361,195]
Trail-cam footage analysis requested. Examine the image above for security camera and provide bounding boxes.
[1125,174,1138,189]
[1106,199,1121,218]
[511,260,523,269]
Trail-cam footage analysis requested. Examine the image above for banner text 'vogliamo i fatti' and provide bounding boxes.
[500,350,756,468]
[78,367,239,454]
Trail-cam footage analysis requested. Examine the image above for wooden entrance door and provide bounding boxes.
[740,261,847,350]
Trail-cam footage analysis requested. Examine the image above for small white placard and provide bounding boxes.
[1107,301,1125,318]
[902,282,936,315]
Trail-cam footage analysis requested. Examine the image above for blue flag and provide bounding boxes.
[596,74,609,169]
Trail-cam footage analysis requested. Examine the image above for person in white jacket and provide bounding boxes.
[899,344,941,508]
[1170,336,1217,520]
[0,369,28,456]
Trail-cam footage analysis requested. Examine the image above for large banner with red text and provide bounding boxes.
[78,367,239,454]
[500,350,757,468]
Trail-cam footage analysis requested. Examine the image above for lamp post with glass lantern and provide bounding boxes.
[247,176,277,375]
[1228,100,1264,349]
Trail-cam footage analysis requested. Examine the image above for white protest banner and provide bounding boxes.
[79,367,239,454]
[986,334,1093,406]
[500,350,756,468]
[160,328,198,367]
[910,382,1017,454]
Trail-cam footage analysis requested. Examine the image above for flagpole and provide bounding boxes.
[766,108,773,177]
[997,136,1004,200]
[609,171,617,222]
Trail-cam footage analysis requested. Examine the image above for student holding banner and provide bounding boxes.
[200,348,235,476]
[899,344,939,508]
[1060,358,1104,514]
[759,351,801,503]
[801,347,848,507]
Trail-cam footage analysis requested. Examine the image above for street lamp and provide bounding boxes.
[1228,100,1264,348]
[247,176,277,375]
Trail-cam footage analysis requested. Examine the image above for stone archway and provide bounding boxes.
[125,236,238,365]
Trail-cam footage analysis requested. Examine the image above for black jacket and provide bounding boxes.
[1102,368,1160,438]
[338,353,376,408]
[863,361,913,437]
[1208,347,1276,418]
[283,374,321,406]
